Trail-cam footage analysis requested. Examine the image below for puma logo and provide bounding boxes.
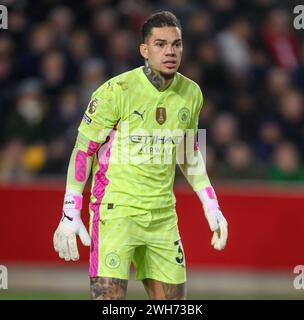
[61,210,73,222]
[133,110,145,120]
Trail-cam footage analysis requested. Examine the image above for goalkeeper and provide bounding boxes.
[53,11,228,300]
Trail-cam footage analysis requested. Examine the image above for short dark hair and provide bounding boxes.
[141,11,182,42]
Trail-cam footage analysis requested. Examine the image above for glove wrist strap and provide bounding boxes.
[197,186,218,211]
[63,193,83,210]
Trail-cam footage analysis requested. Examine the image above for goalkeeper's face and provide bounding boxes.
[140,26,183,79]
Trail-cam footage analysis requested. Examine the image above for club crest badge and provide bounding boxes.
[178,107,190,124]
[105,253,121,269]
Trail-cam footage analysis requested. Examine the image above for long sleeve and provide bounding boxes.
[178,148,211,192]
[177,87,211,191]
[66,81,121,194]
[65,133,100,194]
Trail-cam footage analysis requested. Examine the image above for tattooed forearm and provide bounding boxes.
[161,282,187,300]
[90,277,128,300]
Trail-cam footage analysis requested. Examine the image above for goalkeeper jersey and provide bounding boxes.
[78,66,204,210]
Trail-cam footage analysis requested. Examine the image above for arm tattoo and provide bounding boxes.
[90,277,128,300]
[161,283,187,300]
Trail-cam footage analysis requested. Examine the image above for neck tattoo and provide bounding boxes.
[143,61,172,91]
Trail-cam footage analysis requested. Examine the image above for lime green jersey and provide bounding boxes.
[78,66,204,209]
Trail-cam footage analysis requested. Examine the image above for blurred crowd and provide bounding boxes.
[0,0,303,183]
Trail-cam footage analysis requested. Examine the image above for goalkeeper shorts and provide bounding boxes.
[89,204,186,284]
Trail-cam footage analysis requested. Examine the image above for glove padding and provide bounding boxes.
[197,187,228,251]
[204,207,228,251]
[53,209,91,261]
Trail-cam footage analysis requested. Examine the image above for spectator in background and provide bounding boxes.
[261,67,291,117]
[195,39,227,94]
[0,35,15,145]
[106,29,136,75]
[291,42,304,91]
[218,140,265,180]
[91,8,119,58]
[47,6,75,49]
[1,78,49,181]
[8,8,29,53]
[179,61,203,87]
[262,9,300,70]
[79,58,107,106]
[249,47,270,94]
[39,136,69,175]
[232,91,258,141]
[68,29,92,66]
[117,0,150,34]
[277,89,304,149]
[210,113,239,160]
[186,10,214,43]
[266,68,291,98]
[17,23,55,78]
[39,49,70,101]
[4,78,48,144]
[198,97,218,130]
[253,119,282,163]
[0,140,27,182]
[208,0,236,31]
[268,142,304,182]
[216,17,252,76]
[48,87,83,143]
